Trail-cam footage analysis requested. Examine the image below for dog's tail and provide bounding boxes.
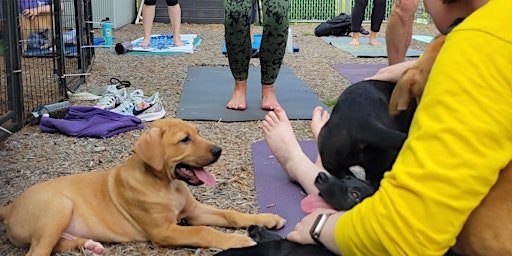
[0,205,11,222]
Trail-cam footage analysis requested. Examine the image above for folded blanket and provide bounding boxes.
[40,106,143,138]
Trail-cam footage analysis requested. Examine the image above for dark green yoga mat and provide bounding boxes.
[176,65,329,122]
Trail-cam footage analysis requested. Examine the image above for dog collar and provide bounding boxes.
[309,212,333,247]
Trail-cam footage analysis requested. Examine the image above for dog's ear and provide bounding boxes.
[133,127,164,170]
[390,69,417,115]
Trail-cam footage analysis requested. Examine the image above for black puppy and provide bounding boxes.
[318,80,416,188]
[216,173,375,256]
[217,80,416,256]
[314,172,374,211]
[215,224,335,256]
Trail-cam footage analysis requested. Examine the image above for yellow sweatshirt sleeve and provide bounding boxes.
[334,1,512,254]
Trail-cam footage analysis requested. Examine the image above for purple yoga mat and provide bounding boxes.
[251,140,318,238]
[332,63,387,83]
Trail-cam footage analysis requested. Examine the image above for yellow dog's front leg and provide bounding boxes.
[185,202,286,230]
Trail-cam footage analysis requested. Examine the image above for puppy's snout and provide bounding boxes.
[316,172,329,184]
[211,146,222,159]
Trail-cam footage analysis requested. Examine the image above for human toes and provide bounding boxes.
[226,103,246,110]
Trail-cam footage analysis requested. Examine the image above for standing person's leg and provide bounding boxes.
[166,0,184,46]
[368,0,386,46]
[139,0,156,47]
[349,0,368,46]
[259,0,289,110]
[385,0,419,65]
[225,0,252,110]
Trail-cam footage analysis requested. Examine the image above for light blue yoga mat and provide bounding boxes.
[322,36,423,58]
[176,65,329,122]
[412,35,435,43]
[127,34,201,55]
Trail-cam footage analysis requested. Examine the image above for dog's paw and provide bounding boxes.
[84,239,105,255]
[222,234,257,249]
[256,213,286,230]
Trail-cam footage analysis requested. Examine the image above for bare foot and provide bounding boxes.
[174,39,185,47]
[369,40,383,46]
[262,107,304,182]
[226,80,247,110]
[138,39,150,47]
[261,85,280,110]
[349,39,360,46]
[350,33,360,46]
[369,31,382,46]
[310,106,330,142]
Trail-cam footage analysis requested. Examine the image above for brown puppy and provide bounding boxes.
[453,161,512,255]
[0,118,285,255]
[388,34,446,115]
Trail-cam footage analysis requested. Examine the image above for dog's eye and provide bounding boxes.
[180,136,191,143]
[351,191,361,202]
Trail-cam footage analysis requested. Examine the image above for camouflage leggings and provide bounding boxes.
[224,0,289,85]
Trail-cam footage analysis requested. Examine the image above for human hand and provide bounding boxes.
[22,7,39,18]
[365,60,417,83]
[287,208,338,246]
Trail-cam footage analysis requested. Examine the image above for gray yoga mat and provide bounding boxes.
[322,37,423,58]
[252,140,317,238]
[176,65,328,122]
[332,63,387,83]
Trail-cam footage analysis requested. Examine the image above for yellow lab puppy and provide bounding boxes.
[0,118,285,255]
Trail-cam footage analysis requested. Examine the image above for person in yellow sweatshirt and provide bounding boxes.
[261,0,512,254]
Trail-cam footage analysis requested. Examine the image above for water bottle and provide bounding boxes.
[101,17,113,47]
[115,42,133,54]
[26,101,71,125]
[286,27,293,54]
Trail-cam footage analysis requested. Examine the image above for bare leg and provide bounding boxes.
[168,4,185,46]
[261,85,280,110]
[226,80,247,110]
[349,32,360,46]
[310,106,330,167]
[262,107,327,195]
[139,4,155,47]
[386,0,419,65]
[369,31,382,46]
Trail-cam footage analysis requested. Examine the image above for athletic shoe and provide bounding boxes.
[132,92,166,122]
[94,85,128,110]
[111,91,166,122]
[360,28,370,35]
[111,89,145,116]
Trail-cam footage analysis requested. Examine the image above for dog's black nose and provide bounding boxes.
[316,172,329,184]
[211,146,222,158]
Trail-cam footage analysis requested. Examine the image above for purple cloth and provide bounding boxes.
[40,106,143,138]
[252,140,318,238]
[18,0,52,13]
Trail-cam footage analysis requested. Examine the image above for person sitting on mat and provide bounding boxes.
[224,0,289,111]
[262,0,511,254]
[139,0,184,47]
